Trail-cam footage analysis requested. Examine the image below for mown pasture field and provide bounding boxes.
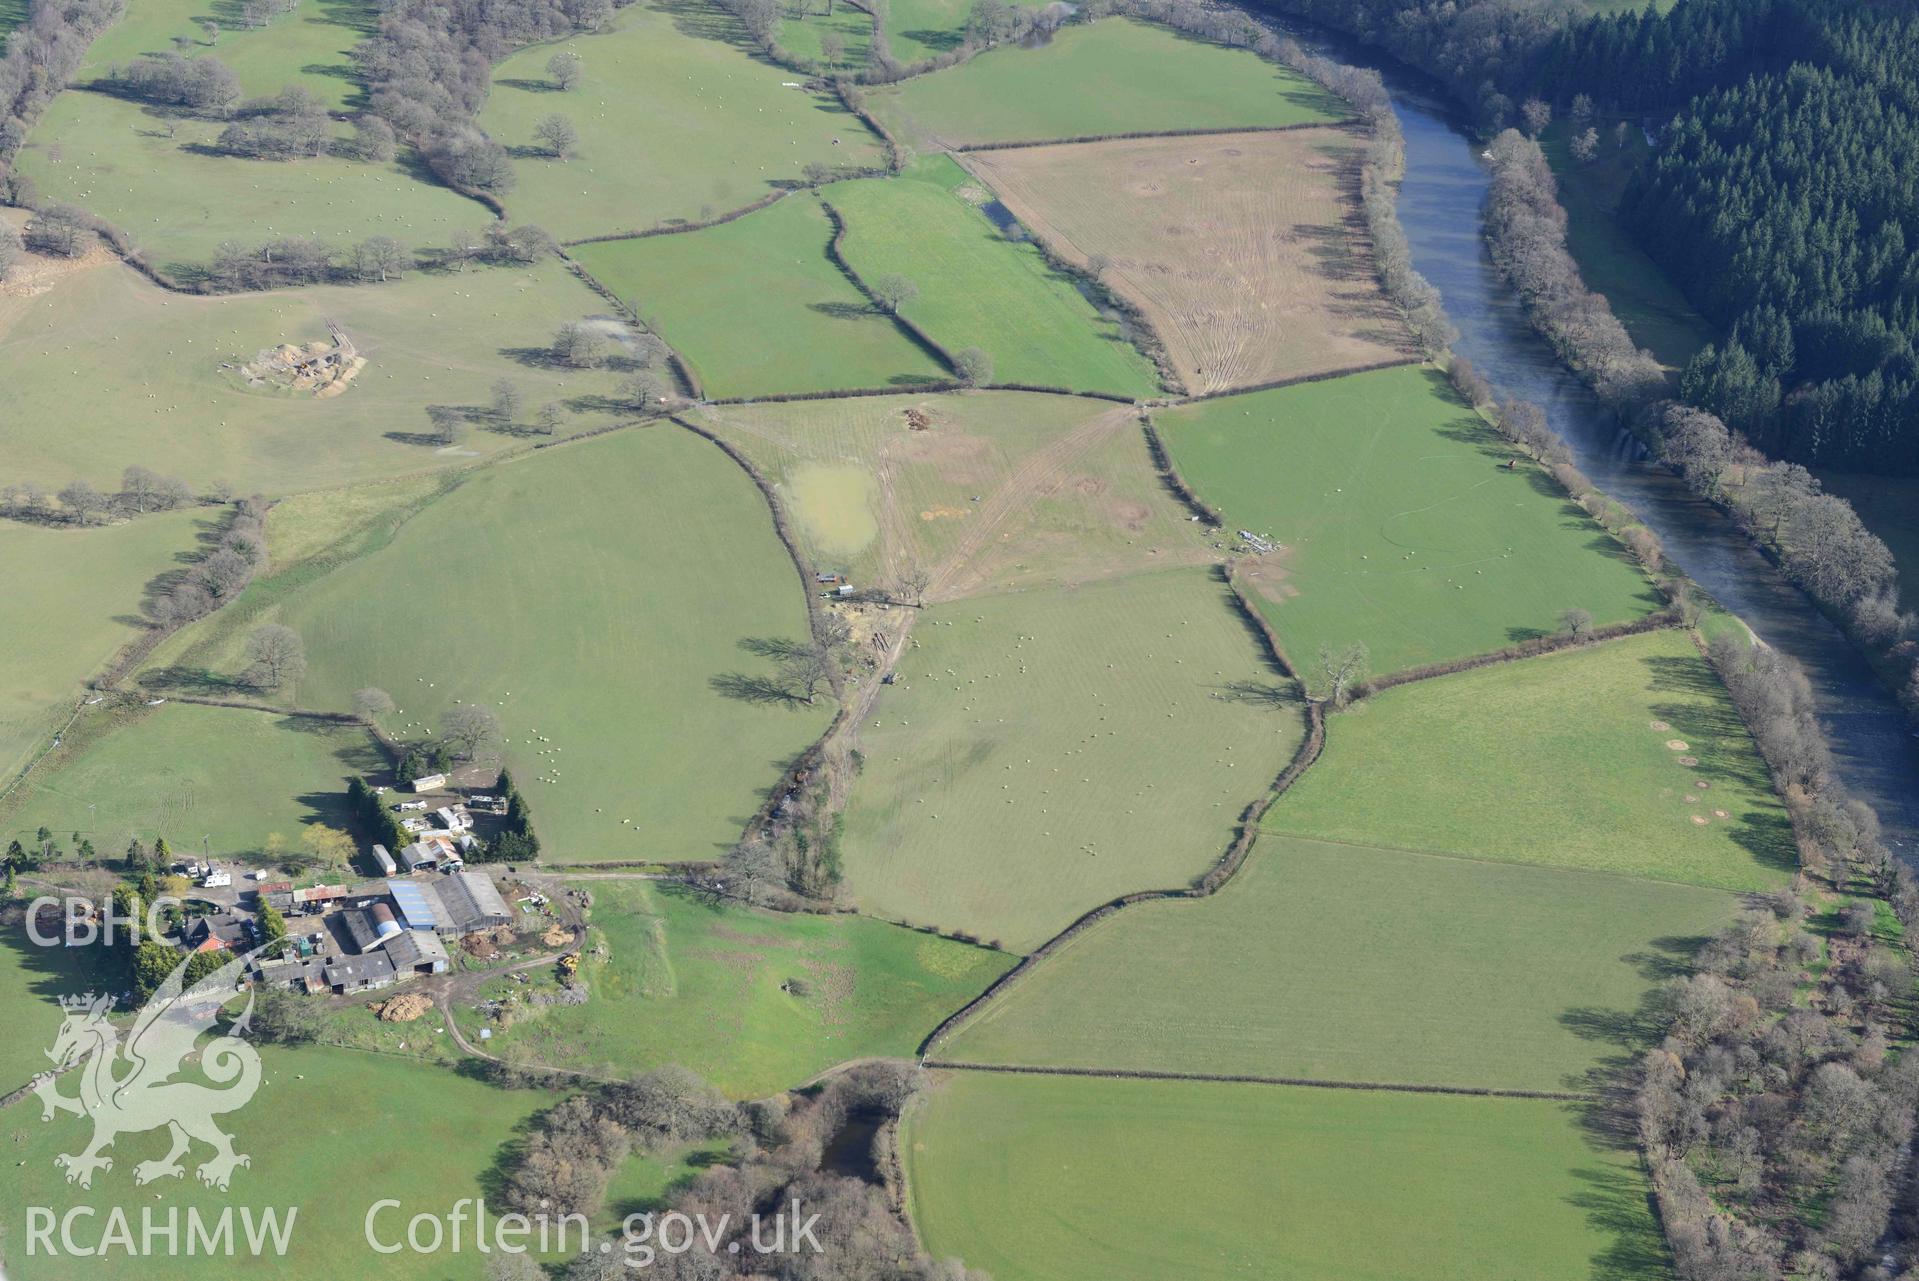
[14,91,478,275]
[571,195,947,398]
[479,2,885,241]
[840,568,1303,952]
[941,834,1738,1090]
[0,1043,554,1281]
[965,128,1412,394]
[825,157,1161,397]
[2,702,376,859]
[1268,629,1797,889]
[905,1072,1669,1281]
[692,391,1213,599]
[83,0,374,112]
[142,426,832,862]
[0,507,206,784]
[455,880,1012,1096]
[0,0,26,34]
[866,18,1343,148]
[1156,364,1661,683]
[0,260,628,495]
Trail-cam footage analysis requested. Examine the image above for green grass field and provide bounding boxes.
[478,1,886,241]
[0,1043,555,1281]
[1268,629,1796,889]
[0,0,30,34]
[84,0,375,112]
[881,0,993,63]
[692,390,1211,597]
[0,508,206,785]
[825,157,1160,396]
[2,702,377,858]
[572,195,947,398]
[906,1072,1670,1281]
[0,926,118,1096]
[841,568,1303,952]
[867,18,1342,147]
[15,91,478,275]
[144,426,832,862]
[1541,124,1711,373]
[1156,364,1662,684]
[0,260,628,496]
[779,4,875,68]
[942,834,1737,1091]
[455,880,1012,1096]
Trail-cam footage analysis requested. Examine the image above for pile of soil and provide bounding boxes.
[463,934,499,960]
[541,924,571,948]
[371,993,434,1022]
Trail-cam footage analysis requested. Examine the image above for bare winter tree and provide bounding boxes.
[352,687,396,721]
[870,272,918,313]
[619,371,667,413]
[491,378,525,424]
[1519,97,1550,137]
[534,113,579,159]
[443,703,503,759]
[58,480,107,525]
[894,566,931,608]
[244,624,307,691]
[1558,607,1594,640]
[552,322,607,368]
[1317,641,1369,708]
[954,346,992,386]
[546,50,582,90]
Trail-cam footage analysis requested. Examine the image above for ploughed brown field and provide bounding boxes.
[964,127,1414,395]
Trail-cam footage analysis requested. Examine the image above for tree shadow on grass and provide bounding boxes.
[1566,1157,1676,1281]
[138,665,248,697]
[497,77,562,94]
[898,27,963,52]
[709,673,804,707]
[809,300,881,321]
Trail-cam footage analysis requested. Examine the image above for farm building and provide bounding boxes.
[341,903,403,953]
[322,950,396,994]
[383,929,449,976]
[434,872,513,936]
[436,805,473,833]
[289,884,348,913]
[372,844,398,876]
[410,773,448,792]
[185,912,251,953]
[386,879,446,934]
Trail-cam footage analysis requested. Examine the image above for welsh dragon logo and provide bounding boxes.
[32,948,265,1190]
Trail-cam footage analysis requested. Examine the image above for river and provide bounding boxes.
[1255,10,1919,851]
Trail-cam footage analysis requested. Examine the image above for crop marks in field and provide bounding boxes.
[964,128,1413,394]
[1156,364,1661,683]
[456,881,1012,1097]
[479,2,886,241]
[939,834,1738,1091]
[0,261,628,495]
[867,19,1343,149]
[840,568,1303,953]
[1267,629,1796,890]
[825,157,1162,397]
[145,426,832,862]
[572,195,947,399]
[690,391,1212,597]
[906,1072,1667,1281]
